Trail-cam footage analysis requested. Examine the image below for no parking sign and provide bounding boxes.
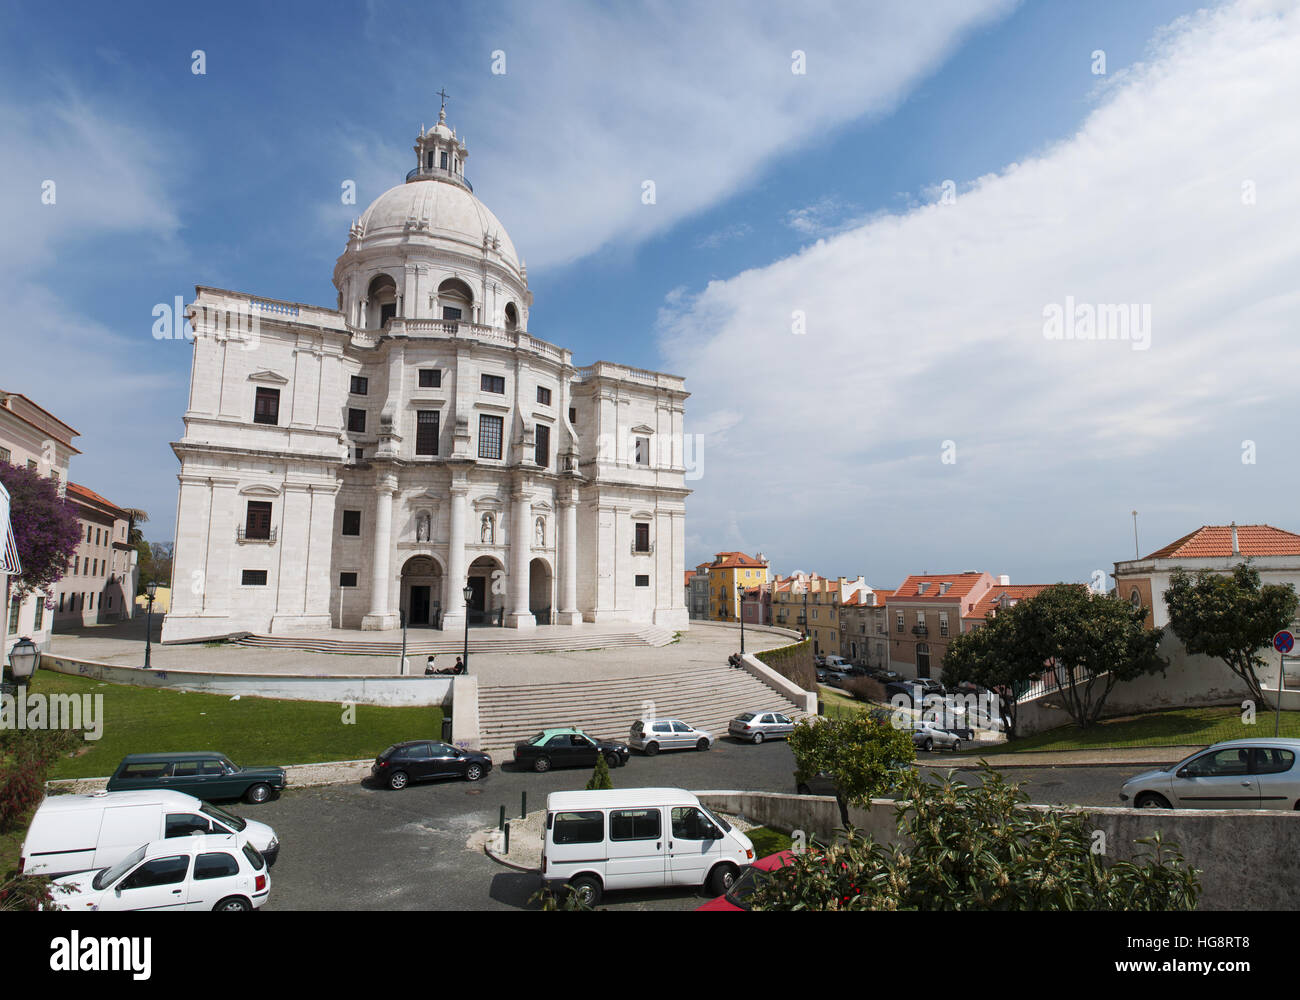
[1274,631,1294,654]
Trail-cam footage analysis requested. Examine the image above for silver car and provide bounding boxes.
[728,710,795,744]
[628,718,714,754]
[1119,738,1300,810]
[910,719,962,752]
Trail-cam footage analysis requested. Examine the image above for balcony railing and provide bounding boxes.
[911,624,929,636]
[237,526,277,545]
[631,541,655,556]
[405,165,473,192]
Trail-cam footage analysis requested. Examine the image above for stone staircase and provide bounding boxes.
[478,662,810,756]
[234,623,679,657]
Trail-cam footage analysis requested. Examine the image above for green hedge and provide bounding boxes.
[755,639,817,692]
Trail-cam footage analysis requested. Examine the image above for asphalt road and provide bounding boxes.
[239,740,1143,911]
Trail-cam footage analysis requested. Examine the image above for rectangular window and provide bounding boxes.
[350,375,368,395]
[34,600,43,630]
[416,410,439,456]
[88,594,94,611]
[534,424,550,468]
[418,368,440,388]
[940,612,949,637]
[635,574,650,588]
[896,612,904,633]
[634,436,650,467]
[481,373,505,394]
[440,151,448,169]
[478,414,503,460]
[253,387,280,425]
[536,386,552,406]
[341,510,361,536]
[610,808,661,841]
[380,303,396,326]
[0,446,9,463]
[634,522,650,553]
[241,570,268,586]
[339,572,358,587]
[74,556,79,575]
[552,811,604,845]
[353,447,364,462]
[347,408,366,433]
[58,594,65,613]
[568,407,577,424]
[87,525,93,543]
[441,305,462,321]
[245,501,272,540]
[27,459,37,471]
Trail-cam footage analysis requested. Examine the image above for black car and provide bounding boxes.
[868,667,902,684]
[372,740,493,790]
[512,728,630,773]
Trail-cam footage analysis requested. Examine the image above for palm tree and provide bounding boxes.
[123,507,150,546]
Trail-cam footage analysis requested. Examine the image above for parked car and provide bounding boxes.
[105,752,287,804]
[697,849,793,911]
[1119,738,1300,810]
[21,790,279,878]
[795,763,910,798]
[628,719,714,755]
[513,728,630,773]
[911,719,962,752]
[823,655,851,670]
[543,788,754,905]
[869,668,903,684]
[728,711,796,744]
[372,741,493,789]
[51,834,270,912]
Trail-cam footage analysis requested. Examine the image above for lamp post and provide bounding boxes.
[6,635,38,692]
[462,583,473,674]
[802,587,809,640]
[737,583,745,656]
[144,581,158,670]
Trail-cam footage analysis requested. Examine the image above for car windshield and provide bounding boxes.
[735,713,755,723]
[528,732,550,746]
[220,757,238,773]
[93,845,147,891]
[700,805,732,833]
[379,745,397,760]
[201,802,246,832]
[723,865,769,908]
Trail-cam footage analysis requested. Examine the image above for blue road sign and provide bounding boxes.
[1274,630,1294,654]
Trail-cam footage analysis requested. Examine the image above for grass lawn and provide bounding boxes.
[18,671,444,780]
[972,705,1300,754]
[818,686,868,719]
[745,826,793,858]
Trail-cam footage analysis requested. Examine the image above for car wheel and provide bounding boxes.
[922,738,933,752]
[951,740,961,752]
[796,783,812,795]
[1136,792,1171,809]
[567,874,601,907]
[605,753,621,768]
[465,763,484,781]
[534,756,551,773]
[753,732,765,745]
[696,738,709,751]
[213,895,252,912]
[388,771,409,790]
[708,863,739,897]
[245,783,272,804]
[645,742,660,756]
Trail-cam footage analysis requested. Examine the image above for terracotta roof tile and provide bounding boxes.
[967,585,1053,620]
[67,482,128,518]
[1143,524,1300,559]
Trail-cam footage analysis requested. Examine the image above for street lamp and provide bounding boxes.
[6,636,39,689]
[737,583,746,656]
[144,581,158,670]
[462,583,473,674]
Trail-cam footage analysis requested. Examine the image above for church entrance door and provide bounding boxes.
[410,586,431,626]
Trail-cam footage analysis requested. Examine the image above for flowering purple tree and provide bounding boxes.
[0,462,80,603]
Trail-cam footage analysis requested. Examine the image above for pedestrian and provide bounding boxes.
[454,656,465,675]
[425,655,436,676]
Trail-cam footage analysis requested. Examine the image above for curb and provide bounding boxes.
[483,839,541,874]
[946,749,1194,769]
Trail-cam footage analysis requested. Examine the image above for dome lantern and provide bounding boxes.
[409,90,471,192]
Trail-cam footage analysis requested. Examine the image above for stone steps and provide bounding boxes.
[478,663,809,755]
[234,624,678,657]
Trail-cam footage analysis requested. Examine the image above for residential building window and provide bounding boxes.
[34,600,43,630]
[350,375,368,395]
[896,612,904,633]
[419,369,441,388]
[635,575,650,587]
[254,387,280,425]
[58,594,65,613]
[416,410,439,456]
[478,414,503,459]
[534,424,550,468]
[634,436,651,467]
[88,593,94,611]
[245,501,273,540]
[341,510,362,536]
[27,459,37,471]
[634,522,650,553]
[74,556,79,574]
[339,572,358,587]
[481,373,505,394]
[241,570,268,586]
[86,525,92,543]
[939,612,949,636]
[0,446,9,463]
[347,408,367,433]
[537,386,552,406]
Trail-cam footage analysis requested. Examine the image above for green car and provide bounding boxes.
[105,752,288,804]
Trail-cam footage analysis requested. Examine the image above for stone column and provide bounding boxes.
[556,489,581,625]
[441,475,468,631]
[361,474,399,630]
[506,487,536,629]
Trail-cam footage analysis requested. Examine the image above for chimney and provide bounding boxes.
[1231,522,1239,555]
[999,574,1010,585]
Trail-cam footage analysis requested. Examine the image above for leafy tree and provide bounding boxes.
[747,767,1200,911]
[137,540,173,594]
[1164,562,1299,710]
[0,462,80,603]
[1015,584,1167,729]
[942,602,1041,739]
[0,726,78,832]
[585,752,613,790]
[789,713,915,829]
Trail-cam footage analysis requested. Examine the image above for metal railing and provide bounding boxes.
[405,165,473,192]
[236,526,277,544]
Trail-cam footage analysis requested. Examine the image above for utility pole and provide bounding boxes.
[1131,510,1140,559]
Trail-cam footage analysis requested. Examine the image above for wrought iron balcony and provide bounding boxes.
[911,624,929,636]
[236,526,277,545]
[631,541,655,556]
[405,165,473,192]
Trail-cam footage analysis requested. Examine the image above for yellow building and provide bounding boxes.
[705,552,768,622]
[134,586,172,615]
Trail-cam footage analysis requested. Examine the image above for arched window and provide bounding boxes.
[366,274,398,329]
[1130,588,1142,610]
[438,277,473,323]
[504,302,519,332]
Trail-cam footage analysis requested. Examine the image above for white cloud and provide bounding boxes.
[659,1,1300,580]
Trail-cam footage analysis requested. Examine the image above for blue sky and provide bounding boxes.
[4,0,1298,592]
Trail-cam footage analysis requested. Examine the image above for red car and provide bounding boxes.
[697,850,793,910]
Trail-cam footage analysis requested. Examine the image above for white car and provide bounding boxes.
[629,719,715,754]
[52,834,270,912]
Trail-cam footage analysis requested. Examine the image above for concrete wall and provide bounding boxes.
[739,652,817,713]
[40,654,451,707]
[450,673,480,750]
[697,790,1299,910]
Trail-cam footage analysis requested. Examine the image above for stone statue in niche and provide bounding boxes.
[416,513,431,542]
[481,512,494,544]
[535,516,545,548]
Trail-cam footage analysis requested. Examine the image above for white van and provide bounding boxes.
[20,790,279,878]
[542,788,754,906]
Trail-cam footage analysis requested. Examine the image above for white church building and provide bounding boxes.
[162,108,690,642]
